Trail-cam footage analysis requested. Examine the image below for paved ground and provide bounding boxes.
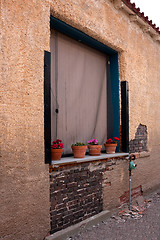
[71,190,160,240]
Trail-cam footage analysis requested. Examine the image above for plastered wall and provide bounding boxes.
[50,0,160,192]
[1,0,160,239]
[1,1,51,239]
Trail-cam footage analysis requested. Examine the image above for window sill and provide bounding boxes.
[51,152,129,167]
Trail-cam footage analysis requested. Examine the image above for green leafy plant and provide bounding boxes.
[72,142,86,146]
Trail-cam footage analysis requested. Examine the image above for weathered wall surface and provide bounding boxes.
[50,162,103,233]
[50,0,160,191]
[1,0,160,239]
[102,154,160,209]
[50,154,160,233]
[50,0,160,145]
[49,158,126,233]
[0,0,51,239]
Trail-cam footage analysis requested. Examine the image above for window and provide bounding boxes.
[50,30,108,155]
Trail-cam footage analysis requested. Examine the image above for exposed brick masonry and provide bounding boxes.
[49,158,123,234]
[120,185,143,204]
[129,124,148,153]
[50,162,103,234]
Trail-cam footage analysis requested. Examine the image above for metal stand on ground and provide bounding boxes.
[129,169,131,211]
[129,155,137,211]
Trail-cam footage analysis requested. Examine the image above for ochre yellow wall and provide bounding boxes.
[50,0,160,202]
[1,0,160,239]
[50,0,160,146]
[1,1,51,239]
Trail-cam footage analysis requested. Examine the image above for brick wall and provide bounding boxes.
[50,163,103,233]
[50,154,160,234]
[129,124,148,153]
[49,157,130,233]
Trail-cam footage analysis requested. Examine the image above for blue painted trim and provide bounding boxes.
[110,53,120,151]
[50,16,116,55]
[50,16,120,149]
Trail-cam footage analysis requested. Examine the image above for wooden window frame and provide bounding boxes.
[44,16,121,163]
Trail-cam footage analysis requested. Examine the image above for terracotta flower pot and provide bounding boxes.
[104,143,117,154]
[51,148,63,160]
[88,145,102,156]
[71,146,87,158]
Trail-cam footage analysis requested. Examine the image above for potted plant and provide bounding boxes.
[71,142,87,158]
[51,139,64,160]
[88,139,102,156]
[104,137,119,154]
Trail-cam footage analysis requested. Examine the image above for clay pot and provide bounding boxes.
[71,146,87,158]
[51,148,63,160]
[104,143,117,154]
[88,145,102,156]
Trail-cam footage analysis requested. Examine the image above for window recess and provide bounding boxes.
[51,30,108,155]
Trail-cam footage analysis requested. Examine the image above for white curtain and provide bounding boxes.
[51,30,107,154]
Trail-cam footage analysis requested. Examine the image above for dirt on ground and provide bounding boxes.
[68,190,160,240]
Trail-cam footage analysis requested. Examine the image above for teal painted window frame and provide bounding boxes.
[50,16,120,151]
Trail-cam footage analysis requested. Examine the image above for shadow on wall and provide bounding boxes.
[129,124,148,153]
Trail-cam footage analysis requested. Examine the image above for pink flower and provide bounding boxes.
[93,139,98,144]
[88,138,99,145]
